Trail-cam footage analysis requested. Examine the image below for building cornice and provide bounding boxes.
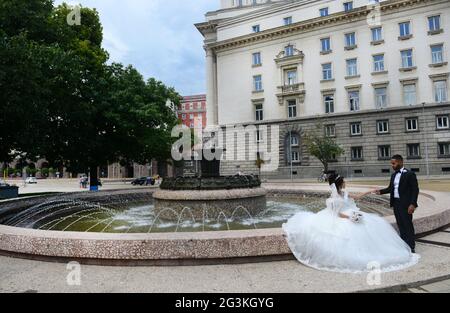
[207,0,441,53]
[219,102,450,128]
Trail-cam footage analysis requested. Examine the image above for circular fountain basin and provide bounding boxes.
[153,188,267,220]
[0,187,448,265]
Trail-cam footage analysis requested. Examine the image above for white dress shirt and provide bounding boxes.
[393,167,406,199]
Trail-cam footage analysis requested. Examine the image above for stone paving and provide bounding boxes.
[0,181,449,293]
[1,239,450,293]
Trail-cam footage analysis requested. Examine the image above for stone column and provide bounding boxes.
[206,48,218,126]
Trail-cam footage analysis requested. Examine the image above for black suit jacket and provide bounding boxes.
[380,169,419,209]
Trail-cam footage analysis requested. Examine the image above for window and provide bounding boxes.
[431,44,444,64]
[403,84,417,106]
[373,54,385,72]
[255,104,263,121]
[371,27,383,42]
[378,145,391,160]
[284,16,292,26]
[438,143,450,157]
[350,122,362,136]
[434,80,448,103]
[428,15,441,32]
[252,25,260,33]
[190,122,194,128]
[345,32,356,48]
[344,2,353,12]
[190,113,195,119]
[321,37,331,52]
[377,120,389,134]
[401,49,413,68]
[406,117,419,132]
[319,8,329,17]
[375,87,388,109]
[407,144,420,158]
[351,147,363,160]
[324,95,334,113]
[286,69,297,85]
[256,130,263,143]
[252,52,262,66]
[253,75,262,91]
[399,22,411,37]
[437,115,449,129]
[288,100,297,118]
[325,124,336,137]
[286,133,300,164]
[285,45,294,57]
[346,58,358,76]
[322,63,333,80]
[349,90,360,111]
[181,114,186,120]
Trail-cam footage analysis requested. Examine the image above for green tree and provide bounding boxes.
[0,1,180,189]
[304,123,344,174]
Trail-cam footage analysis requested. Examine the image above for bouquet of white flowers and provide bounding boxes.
[350,211,363,223]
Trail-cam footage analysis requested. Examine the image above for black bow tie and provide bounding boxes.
[395,170,402,174]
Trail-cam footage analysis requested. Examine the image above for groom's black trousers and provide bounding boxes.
[393,199,415,250]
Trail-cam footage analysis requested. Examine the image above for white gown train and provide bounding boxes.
[282,185,420,273]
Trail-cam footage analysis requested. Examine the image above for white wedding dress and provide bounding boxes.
[282,185,420,273]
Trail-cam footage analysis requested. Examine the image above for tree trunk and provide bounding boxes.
[89,165,99,191]
[323,162,328,173]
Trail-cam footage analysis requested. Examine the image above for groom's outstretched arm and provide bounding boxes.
[379,177,392,195]
[409,172,419,208]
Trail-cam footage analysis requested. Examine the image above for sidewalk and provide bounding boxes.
[1,238,449,293]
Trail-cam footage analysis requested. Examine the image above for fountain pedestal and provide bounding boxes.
[154,148,267,221]
[153,187,267,220]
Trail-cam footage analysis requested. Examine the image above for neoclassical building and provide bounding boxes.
[196,0,450,178]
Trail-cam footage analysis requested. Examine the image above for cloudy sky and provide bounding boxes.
[55,0,219,95]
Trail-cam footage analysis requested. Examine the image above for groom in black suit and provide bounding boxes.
[376,155,419,253]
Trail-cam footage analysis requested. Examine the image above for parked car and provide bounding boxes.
[25,177,38,184]
[131,177,154,186]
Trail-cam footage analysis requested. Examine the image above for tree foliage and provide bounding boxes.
[304,123,344,173]
[0,0,180,182]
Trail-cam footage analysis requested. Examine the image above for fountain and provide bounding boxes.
[0,145,444,264]
[153,148,267,220]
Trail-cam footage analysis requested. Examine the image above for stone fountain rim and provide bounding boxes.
[0,187,448,264]
[153,187,267,200]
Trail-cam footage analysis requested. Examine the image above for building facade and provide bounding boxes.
[196,0,450,178]
[178,94,207,129]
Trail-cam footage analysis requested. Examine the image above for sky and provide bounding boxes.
[55,0,219,96]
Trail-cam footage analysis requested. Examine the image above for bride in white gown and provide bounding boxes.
[282,174,420,273]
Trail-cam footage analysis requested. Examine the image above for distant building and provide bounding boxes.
[178,95,207,129]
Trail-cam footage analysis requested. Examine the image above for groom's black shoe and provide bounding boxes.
[411,249,416,253]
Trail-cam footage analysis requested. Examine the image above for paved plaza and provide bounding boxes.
[0,179,449,293]
[0,233,450,293]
